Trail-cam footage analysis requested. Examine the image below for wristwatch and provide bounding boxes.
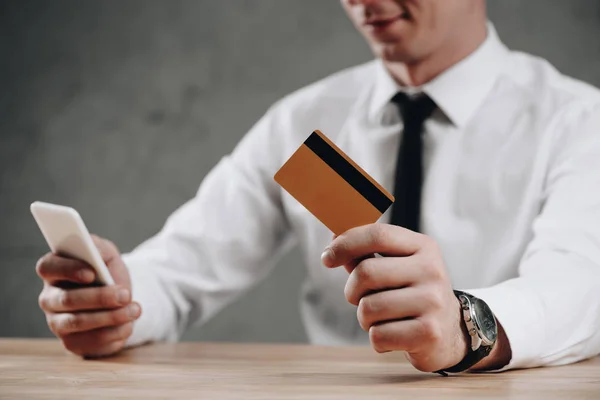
[436,290,498,375]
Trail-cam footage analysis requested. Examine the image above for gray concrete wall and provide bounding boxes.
[1,0,599,343]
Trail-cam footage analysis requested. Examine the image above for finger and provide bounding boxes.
[84,340,126,359]
[39,285,131,313]
[90,235,120,263]
[62,323,133,357]
[36,253,96,285]
[369,318,435,354]
[328,233,362,274]
[356,288,434,330]
[322,224,426,268]
[48,302,141,335]
[67,338,126,359]
[341,253,375,275]
[89,235,130,286]
[344,257,423,305]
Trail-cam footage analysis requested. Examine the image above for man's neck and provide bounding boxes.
[384,22,488,88]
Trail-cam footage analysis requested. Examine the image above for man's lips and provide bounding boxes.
[363,13,409,28]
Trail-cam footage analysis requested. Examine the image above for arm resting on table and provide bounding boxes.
[469,106,600,370]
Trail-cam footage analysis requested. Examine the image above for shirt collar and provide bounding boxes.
[369,22,509,128]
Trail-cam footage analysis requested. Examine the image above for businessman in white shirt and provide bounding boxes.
[35,0,600,373]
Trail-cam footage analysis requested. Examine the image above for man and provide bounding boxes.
[35,0,600,373]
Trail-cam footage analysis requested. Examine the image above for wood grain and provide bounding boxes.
[0,339,599,399]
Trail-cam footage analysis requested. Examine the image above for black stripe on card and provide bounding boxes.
[304,132,393,214]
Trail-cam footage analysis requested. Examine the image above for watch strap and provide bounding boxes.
[436,343,493,374]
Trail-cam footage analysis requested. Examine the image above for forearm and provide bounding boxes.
[120,143,294,346]
[466,254,600,370]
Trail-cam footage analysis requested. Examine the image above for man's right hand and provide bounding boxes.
[35,235,141,358]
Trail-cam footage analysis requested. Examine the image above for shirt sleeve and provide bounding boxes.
[122,105,296,347]
[466,104,600,370]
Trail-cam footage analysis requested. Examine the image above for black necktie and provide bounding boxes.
[389,92,437,232]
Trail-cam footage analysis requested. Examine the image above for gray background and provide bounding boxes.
[1,0,599,343]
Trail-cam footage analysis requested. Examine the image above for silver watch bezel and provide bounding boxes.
[457,294,496,351]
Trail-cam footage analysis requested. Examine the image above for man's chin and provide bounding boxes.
[375,43,414,63]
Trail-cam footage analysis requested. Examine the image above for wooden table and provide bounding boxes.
[1,339,599,399]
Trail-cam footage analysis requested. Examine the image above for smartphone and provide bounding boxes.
[30,201,115,285]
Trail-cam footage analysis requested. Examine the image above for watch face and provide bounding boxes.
[472,298,497,343]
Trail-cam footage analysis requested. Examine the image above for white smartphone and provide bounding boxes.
[30,201,115,285]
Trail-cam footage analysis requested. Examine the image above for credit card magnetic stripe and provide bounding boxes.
[303,131,394,213]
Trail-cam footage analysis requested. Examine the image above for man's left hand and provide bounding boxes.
[321,223,468,372]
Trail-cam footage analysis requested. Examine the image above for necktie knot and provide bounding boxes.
[391,92,437,126]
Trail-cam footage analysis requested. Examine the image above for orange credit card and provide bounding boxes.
[274,130,394,236]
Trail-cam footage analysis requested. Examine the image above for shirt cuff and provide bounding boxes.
[122,253,177,348]
[464,282,546,371]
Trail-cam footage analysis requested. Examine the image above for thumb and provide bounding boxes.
[90,234,131,289]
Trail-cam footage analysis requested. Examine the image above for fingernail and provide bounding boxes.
[117,288,130,305]
[321,248,333,267]
[128,303,141,319]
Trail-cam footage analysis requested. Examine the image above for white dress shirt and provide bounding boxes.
[123,24,600,370]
